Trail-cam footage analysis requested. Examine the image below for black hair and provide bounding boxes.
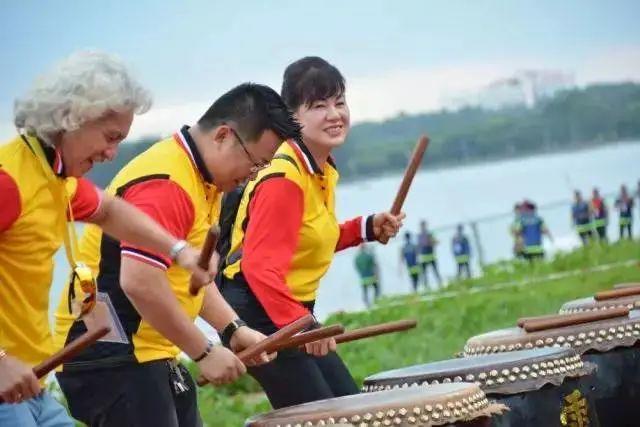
[197,83,301,144]
[281,56,345,111]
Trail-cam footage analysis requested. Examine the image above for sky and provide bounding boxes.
[1,0,639,140]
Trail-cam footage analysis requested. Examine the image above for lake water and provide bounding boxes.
[49,141,640,334]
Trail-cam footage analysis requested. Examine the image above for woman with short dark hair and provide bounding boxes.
[219,56,405,408]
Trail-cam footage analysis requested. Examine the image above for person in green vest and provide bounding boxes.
[513,200,553,261]
[615,184,634,240]
[590,187,608,242]
[400,231,422,293]
[417,220,442,290]
[354,244,380,308]
[510,203,525,259]
[571,190,593,245]
[451,224,472,279]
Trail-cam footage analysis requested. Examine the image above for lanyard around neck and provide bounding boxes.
[22,134,81,270]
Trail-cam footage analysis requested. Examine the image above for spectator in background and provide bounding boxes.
[514,200,553,262]
[615,184,634,239]
[451,224,471,279]
[510,203,525,259]
[571,190,592,245]
[354,244,380,308]
[590,188,609,242]
[417,220,442,290]
[400,231,421,293]
[636,180,640,214]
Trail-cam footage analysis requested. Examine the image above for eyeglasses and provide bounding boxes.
[227,126,271,174]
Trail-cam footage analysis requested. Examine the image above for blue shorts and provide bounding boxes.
[0,391,74,427]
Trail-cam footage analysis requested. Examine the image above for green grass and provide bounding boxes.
[193,240,640,426]
[59,240,640,426]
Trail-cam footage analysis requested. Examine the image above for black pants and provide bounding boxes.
[595,225,607,241]
[523,252,544,262]
[420,260,441,289]
[457,262,471,279]
[220,274,359,409]
[578,229,593,245]
[620,223,632,239]
[57,359,201,427]
[362,282,380,307]
[409,272,420,292]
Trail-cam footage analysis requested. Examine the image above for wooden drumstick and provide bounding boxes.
[0,326,110,403]
[334,319,417,344]
[266,325,345,351]
[197,314,315,386]
[189,226,220,296]
[390,136,429,215]
[33,326,111,377]
[520,307,629,332]
[595,286,640,301]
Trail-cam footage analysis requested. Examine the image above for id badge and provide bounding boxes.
[82,292,130,344]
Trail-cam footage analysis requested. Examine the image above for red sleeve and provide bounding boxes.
[0,170,21,232]
[120,179,195,270]
[69,177,102,221]
[336,214,375,252]
[241,177,310,328]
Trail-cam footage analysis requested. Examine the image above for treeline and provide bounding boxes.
[88,83,640,186]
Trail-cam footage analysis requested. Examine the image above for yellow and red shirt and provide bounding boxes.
[223,140,375,327]
[0,135,101,368]
[54,126,221,366]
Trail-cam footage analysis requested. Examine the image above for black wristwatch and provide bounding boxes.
[221,318,247,347]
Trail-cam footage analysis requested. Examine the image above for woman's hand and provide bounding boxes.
[372,212,406,244]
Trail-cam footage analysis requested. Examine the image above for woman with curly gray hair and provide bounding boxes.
[0,51,212,426]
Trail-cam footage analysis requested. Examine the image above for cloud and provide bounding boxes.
[577,45,640,85]
[2,45,639,143]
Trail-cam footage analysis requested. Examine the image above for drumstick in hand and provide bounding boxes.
[390,136,429,215]
[0,326,110,403]
[189,226,220,296]
[197,314,315,386]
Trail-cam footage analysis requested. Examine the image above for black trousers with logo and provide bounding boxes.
[57,359,201,427]
[220,274,359,409]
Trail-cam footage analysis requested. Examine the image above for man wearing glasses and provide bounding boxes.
[53,83,301,427]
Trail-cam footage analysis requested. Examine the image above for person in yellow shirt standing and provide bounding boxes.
[0,51,210,427]
[53,83,301,427]
[219,57,405,409]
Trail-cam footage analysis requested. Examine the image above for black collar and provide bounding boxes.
[295,139,322,175]
[178,126,214,184]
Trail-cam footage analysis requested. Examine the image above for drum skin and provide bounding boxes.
[464,311,640,427]
[364,348,598,427]
[245,383,506,427]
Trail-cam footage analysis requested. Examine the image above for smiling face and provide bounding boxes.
[294,93,350,151]
[57,110,134,177]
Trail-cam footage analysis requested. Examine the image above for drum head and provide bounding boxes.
[560,295,639,314]
[464,310,640,356]
[245,383,506,427]
[364,348,590,395]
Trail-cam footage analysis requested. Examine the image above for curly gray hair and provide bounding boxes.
[14,51,152,144]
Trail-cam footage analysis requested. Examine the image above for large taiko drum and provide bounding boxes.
[362,348,597,426]
[463,308,640,427]
[560,285,640,314]
[245,383,507,427]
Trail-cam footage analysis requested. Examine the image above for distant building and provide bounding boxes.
[444,70,575,110]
